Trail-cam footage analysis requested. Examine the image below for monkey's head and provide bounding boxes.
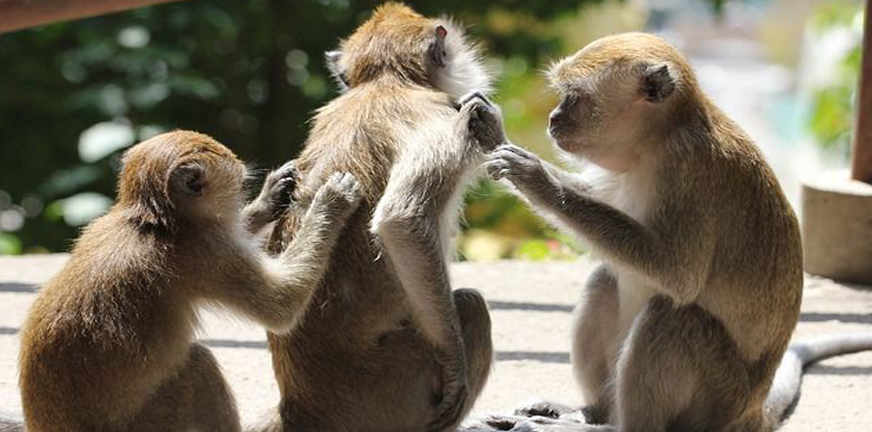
[325,2,490,98]
[547,33,696,171]
[117,130,247,229]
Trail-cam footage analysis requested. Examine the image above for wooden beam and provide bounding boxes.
[852,0,872,184]
[0,0,186,34]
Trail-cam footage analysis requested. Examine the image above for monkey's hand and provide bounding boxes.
[309,172,363,223]
[484,144,559,198]
[430,342,470,432]
[243,160,298,233]
[459,91,506,151]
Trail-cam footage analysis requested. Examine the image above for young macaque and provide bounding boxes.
[258,3,503,432]
[18,130,361,432]
[480,33,872,432]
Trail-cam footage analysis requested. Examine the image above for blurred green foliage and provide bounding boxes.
[0,0,700,259]
[807,1,864,156]
[0,0,617,258]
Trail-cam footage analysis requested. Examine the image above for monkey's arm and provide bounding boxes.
[242,161,297,234]
[371,96,499,430]
[216,173,361,332]
[486,144,711,304]
[371,140,470,355]
[372,158,470,430]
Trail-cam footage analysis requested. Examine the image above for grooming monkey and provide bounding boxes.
[259,4,503,432]
[17,131,362,432]
[480,33,872,432]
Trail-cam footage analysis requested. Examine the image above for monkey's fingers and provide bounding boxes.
[273,160,298,179]
[262,171,299,218]
[458,90,493,108]
[334,172,364,204]
[490,147,544,180]
[495,143,535,159]
[317,172,363,216]
[483,159,510,181]
[265,160,298,189]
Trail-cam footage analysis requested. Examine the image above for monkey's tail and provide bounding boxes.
[763,333,872,430]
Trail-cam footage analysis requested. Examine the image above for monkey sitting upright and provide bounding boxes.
[259,3,505,432]
[17,131,362,432]
[480,33,872,432]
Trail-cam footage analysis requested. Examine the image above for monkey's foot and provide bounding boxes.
[578,406,609,425]
[514,401,573,419]
[461,414,602,432]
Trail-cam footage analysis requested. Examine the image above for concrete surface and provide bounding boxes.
[802,170,872,284]
[1,255,871,430]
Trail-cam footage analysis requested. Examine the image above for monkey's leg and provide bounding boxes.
[513,265,618,425]
[187,343,242,432]
[130,343,241,432]
[572,265,619,425]
[327,289,491,432]
[615,297,750,432]
[451,288,494,419]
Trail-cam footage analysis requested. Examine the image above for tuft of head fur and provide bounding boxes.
[325,2,491,98]
[117,130,246,229]
[548,32,693,96]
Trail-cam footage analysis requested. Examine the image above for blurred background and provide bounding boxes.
[0,0,864,259]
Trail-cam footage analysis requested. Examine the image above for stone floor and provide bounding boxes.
[1,255,870,430]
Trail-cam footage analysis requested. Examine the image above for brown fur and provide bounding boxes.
[259,4,499,432]
[486,33,803,432]
[18,131,361,432]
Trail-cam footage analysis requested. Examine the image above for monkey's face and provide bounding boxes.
[547,73,647,172]
[547,35,678,172]
[324,3,491,98]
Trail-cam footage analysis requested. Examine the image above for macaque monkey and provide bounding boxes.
[479,33,872,432]
[258,3,503,432]
[17,131,362,432]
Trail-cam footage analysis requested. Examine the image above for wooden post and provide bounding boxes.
[852,0,872,184]
[0,0,185,34]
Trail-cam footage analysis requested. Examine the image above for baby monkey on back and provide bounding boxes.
[17,131,361,432]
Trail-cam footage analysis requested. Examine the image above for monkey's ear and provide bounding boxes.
[170,162,206,198]
[325,50,342,74]
[642,63,675,103]
[430,25,448,68]
[325,50,349,90]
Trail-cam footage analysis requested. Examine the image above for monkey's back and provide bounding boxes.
[682,108,803,367]
[266,81,457,408]
[19,212,196,429]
